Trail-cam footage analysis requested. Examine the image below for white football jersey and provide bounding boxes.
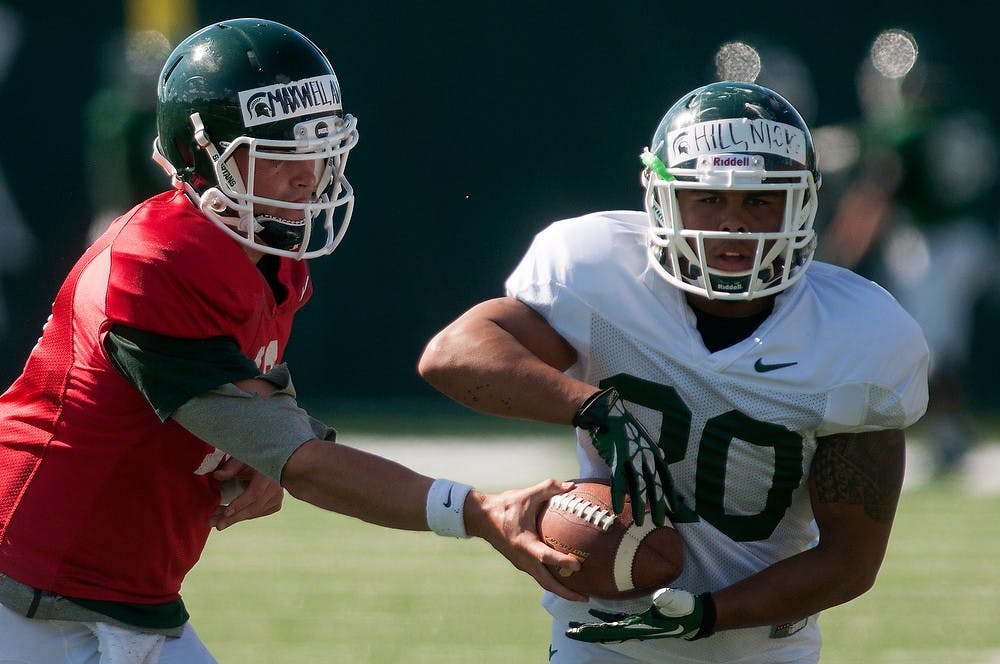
[506,210,929,663]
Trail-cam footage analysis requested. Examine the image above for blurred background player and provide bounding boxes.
[83,28,175,244]
[0,17,582,663]
[419,79,928,663]
[0,6,34,348]
[821,28,999,477]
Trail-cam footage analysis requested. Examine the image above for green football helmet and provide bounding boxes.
[642,81,820,299]
[153,18,358,259]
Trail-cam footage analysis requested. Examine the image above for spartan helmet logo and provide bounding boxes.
[671,131,690,158]
[245,92,273,121]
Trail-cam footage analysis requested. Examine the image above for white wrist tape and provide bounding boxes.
[426,478,473,538]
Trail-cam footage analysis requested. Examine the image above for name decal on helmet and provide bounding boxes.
[666,119,806,166]
[239,74,342,128]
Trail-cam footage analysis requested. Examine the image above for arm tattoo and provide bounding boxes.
[812,430,905,523]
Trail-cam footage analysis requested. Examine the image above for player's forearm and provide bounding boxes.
[279,438,587,600]
[281,439,434,530]
[713,429,902,631]
[710,539,886,631]
[418,308,595,425]
[421,350,588,425]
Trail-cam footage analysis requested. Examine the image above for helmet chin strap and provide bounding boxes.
[189,112,268,238]
[682,259,775,298]
[686,262,775,283]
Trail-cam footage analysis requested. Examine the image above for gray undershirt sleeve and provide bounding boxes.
[171,364,336,483]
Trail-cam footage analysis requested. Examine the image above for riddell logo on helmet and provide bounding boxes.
[713,155,751,167]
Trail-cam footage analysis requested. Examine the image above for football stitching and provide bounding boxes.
[543,487,681,597]
[613,520,656,591]
[548,493,617,531]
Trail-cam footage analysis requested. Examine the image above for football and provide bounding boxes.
[536,479,683,599]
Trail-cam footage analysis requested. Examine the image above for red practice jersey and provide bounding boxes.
[0,190,312,604]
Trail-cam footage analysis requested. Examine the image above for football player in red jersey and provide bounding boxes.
[0,18,581,662]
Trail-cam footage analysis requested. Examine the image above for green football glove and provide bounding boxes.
[565,588,716,643]
[572,387,672,527]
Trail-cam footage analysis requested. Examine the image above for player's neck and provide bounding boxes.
[684,293,774,318]
[242,245,265,264]
[690,299,774,353]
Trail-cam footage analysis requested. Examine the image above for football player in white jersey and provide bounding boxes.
[418,81,929,663]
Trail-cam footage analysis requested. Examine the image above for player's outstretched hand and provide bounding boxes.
[566,588,714,642]
[210,458,284,531]
[464,478,588,602]
[572,387,672,527]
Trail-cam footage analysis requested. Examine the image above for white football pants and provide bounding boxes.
[0,602,216,663]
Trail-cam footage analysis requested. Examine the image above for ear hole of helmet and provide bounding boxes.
[173,138,194,168]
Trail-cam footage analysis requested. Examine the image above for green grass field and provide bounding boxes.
[182,428,1000,663]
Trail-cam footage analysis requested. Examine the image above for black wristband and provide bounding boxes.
[691,592,717,640]
[571,387,616,431]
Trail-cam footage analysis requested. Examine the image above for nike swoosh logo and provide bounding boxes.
[754,358,798,373]
[620,624,685,637]
[443,487,453,508]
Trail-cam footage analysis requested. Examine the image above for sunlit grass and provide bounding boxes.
[183,424,1000,663]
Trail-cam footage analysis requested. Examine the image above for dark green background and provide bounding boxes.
[1,2,997,414]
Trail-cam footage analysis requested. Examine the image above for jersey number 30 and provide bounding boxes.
[602,373,804,542]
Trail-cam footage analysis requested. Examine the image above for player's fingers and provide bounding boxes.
[649,499,666,528]
[211,456,246,481]
[207,505,225,529]
[641,479,662,528]
[611,443,632,515]
[476,485,586,601]
[502,478,575,517]
[236,478,285,513]
[521,558,588,602]
[215,498,282,531]
[511,481,582,571]
[510,479,576,536]
[655,461,675,517]
[215,474,285,530]
[631,488,646,526]
[641,462,666,527]
[493,479,586,579]
[587,609,629,622]
[624,448,645,526]
[488,527,585,600]
[226,487,284,519]
[530,477,576,503]
[530,532,583,572]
